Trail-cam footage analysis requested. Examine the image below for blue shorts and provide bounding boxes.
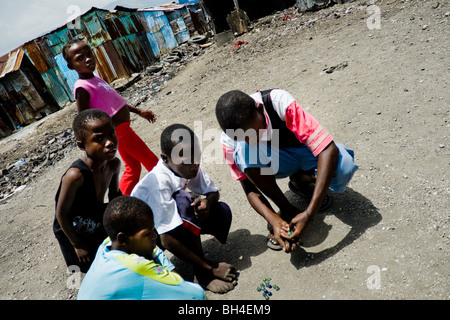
[234,142,358,193]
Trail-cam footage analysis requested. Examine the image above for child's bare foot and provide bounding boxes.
[195,262,238,294]
[211,262,238,282]
[203,278,237,294]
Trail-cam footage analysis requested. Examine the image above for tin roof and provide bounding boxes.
[0,47,25,79]
[115,3,187,12]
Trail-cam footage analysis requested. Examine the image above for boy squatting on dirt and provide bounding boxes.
[53,109,121,273]
[77,196,205,300]
[131,124,238,294]
[62,37,158,196]
[216,89,358,252]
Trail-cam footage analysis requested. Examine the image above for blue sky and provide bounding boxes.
[0,0,173,56]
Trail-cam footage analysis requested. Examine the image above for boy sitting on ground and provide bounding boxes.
[77,195,205,300]
[131,124,237,294]
[53,109,121,273]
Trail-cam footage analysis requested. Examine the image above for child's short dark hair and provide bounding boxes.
[215,90,256,131]
[160,123,197,156]
[62,36,87,62]
[72,109,111,142]
[103,196,154,240]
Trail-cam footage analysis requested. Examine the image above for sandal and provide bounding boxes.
[288,181,333,212]
[288,180,313,198]
[266,234,282,251]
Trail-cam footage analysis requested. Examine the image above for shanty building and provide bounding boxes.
[0,47,60,138]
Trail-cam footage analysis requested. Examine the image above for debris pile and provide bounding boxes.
[229,3,365,56]
[117,42,214,107]
[0,129,75,201]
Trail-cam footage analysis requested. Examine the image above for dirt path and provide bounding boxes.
[0,0,448,300]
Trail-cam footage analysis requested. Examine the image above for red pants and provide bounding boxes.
[115,121,158,195]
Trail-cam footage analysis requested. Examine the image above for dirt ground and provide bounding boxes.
[0,0,448,300]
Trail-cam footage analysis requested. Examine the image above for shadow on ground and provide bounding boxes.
[169,188,381,279]
[170,228,268,281]
[285,187,382,269]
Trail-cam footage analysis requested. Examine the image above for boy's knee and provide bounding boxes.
[244,166,275,181]
[331,146,358,193]
[217,202,232,221]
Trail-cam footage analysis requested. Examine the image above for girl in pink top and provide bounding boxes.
[63,38,158,195]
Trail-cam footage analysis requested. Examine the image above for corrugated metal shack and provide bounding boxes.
[0,2,210,139]
[23,26,78,107]
[115,2,213,57]
[0,47,59,138]
[114,6,179,59]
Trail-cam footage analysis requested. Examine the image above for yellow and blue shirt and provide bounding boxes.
[77,239,205,300]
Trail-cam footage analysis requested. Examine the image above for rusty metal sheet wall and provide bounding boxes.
[102,17,123,40]
[24,35,74,105]
[145,29,165,58]
[94,10,154,79]
[106,10,155,67]
[112,33,151,73]
[92,45,117,83]
[15,100,35,124]
[186,3,212,35]
[83,11,111,48]
[0,75,34,125]
[140,10,178,58]
[129,13,147,33]
[136,32,155,62]
[9,70,46,112]
[102,40,130,80]
[54,52,79,94]
[45,26,78,56]
[0,116,12,137]
[40,69,72,106]
[166,8,191,44]
[0,82,20,129]
[126,33,152,67]
[0,52,61,135]
[23,42,50,74]
[0,48,24,79]
[116,14,139,35]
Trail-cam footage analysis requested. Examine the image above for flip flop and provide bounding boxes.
[288,180,313,198]
[288,181,312,199]
[288,181,333,212]
[266,234,282,251]
[267,233,304,251]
